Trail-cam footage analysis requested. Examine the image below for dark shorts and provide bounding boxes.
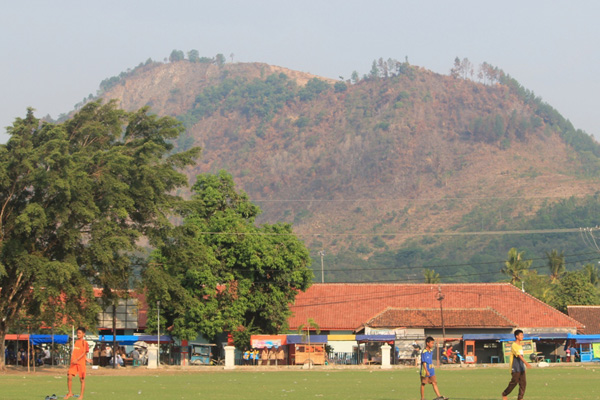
[420,374,437,384]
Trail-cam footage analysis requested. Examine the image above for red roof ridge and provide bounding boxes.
[567,305,600,308]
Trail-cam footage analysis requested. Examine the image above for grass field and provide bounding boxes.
[1,365,599,400]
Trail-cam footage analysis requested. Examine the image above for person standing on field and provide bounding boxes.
[65,327,90,399]
[502,329,531,400]
[420,336,448,400]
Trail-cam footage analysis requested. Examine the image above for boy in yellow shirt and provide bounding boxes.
[502,329,531,400]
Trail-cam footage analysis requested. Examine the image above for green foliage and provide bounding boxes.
[334,81,348,93]
[546,249,565,282]
[169,49,185,62]
[0,101,199,366]
[143,171,313,342]
[298,78,330,101]
[215,53,226,67]
[466,114,507,143]
[423,268,440,283]
[548,270,600,312]
[501,248,531,285]
[187,49,200,62]
[182,73,300,126]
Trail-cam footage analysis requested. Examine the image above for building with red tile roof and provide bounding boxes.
[289,283,583,335]
[567,305,600,334]
[366,307,515,329]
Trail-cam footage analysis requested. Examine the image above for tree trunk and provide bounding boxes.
[0,327,6,371]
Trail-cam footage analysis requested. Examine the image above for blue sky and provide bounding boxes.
[2,0,599,143]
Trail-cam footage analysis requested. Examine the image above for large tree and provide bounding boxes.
[143,170,313,347]
[0,101,199,369]
[549,271,600,313]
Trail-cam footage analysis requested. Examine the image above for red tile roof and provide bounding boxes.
[366,307,515,329]
[567,305,600,334]
[289,283,583,331]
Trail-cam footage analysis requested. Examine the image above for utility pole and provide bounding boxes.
[157,301,160,368]
[437,286,445,367]
[319,250,325,283]
[437,286,446,341]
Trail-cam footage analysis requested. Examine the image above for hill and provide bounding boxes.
[93,57,600,282]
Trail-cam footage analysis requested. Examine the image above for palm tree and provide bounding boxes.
[501,248,532,285]
[546,249,565,283]
[424,268,441,283]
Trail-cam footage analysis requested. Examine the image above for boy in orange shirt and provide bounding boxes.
[65,327,90,399]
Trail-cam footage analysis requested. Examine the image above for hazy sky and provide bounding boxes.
[2,0,600,143]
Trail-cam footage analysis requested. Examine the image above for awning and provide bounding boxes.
[356,334,395,342]
[286,335,328,344]
[463,333,570,341]
[135,335,173,343]
[98,335,140,345]
[29,335,69,345]
[4,334,29,341]
[567,334,600,344]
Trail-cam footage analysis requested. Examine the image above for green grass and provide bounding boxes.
[1,365,599,400]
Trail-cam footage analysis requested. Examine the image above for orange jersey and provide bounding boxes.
[71,338,89,366]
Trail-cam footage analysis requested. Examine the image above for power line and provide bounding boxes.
[194,227,590,238]
[249,194,595,203]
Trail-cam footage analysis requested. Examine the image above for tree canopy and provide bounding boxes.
[143,170,313,347]
[548,270,600,313]
[0,101,199,369]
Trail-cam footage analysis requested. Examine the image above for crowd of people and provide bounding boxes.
[91,343,147,367]
[242,347,286,365]
[4,345,59,366]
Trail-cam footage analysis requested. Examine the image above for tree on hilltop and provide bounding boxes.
[169,49,185,62]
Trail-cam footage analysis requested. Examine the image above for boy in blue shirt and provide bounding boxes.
[420,336,448,400]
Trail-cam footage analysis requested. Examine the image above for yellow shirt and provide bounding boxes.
[509,342,525,372]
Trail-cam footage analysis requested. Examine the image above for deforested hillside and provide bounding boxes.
[95,57,600,282]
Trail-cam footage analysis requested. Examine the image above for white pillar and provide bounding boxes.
[224,345,236,370]
[381,343,391,369]
[147,344,158,369]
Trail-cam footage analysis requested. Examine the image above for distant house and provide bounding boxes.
[288,283,583,362]
[567,305,600,334]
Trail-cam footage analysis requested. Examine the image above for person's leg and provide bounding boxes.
[79,376,85,400]
[431,381,442,397]
[517,371,526,400]
[420,382,426,399]
[502,372,519,399]
[65,375,74,398]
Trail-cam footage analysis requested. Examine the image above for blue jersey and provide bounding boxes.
[421,348,435,377]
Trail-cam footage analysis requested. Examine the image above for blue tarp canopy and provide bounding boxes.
[97,335,172,345]
[29,335,69,345]
[355,334,395,342]
[97,335,140,345]
[287,335,328,344]
[463,333,571,342]
[567,334,600,344]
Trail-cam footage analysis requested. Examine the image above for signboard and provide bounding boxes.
[502,340,536,363]
[250,335,287,348]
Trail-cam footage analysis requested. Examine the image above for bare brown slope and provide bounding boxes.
[98,61,598,254]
